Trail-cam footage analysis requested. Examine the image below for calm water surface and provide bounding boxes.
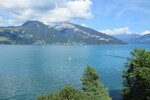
[0,45,150,100]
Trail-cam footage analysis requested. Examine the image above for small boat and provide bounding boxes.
[69,57,72,60]
[115,67,121,71]
[74,67,78,69]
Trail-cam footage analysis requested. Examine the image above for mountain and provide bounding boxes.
[0,21,126,45]
[131,33,150,44]
[111,33,150,44]
[21,21,68,44]
[54,23,126,45]
[0,21,67,44]
[112,34,141,43]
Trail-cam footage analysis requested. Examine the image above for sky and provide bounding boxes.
[0,0,150,35]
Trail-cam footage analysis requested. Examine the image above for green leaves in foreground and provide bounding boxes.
[37,86,84,100]
[38,65,112,100]
[121,48,150,100]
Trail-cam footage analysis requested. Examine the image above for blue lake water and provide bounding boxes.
[0,45,150,100]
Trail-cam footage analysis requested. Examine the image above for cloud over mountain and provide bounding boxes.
[100,27,150,35]
[0,0,92,25]
[140,30,150,35]
[100,27,132,35]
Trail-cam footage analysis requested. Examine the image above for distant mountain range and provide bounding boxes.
[131,34,150,44]
[111,33,150,44]
[112,34,141,43]
[0,21,126,45]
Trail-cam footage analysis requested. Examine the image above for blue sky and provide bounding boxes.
[0,0,150,35]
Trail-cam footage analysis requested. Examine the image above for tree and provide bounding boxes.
[38,91,60,100]
[81,65,112,100]
[59,86,84,100]
[38,65,112,100]
[37,86,84,100]
[121,48,150,100]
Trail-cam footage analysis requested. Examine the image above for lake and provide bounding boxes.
[0,45,150,100]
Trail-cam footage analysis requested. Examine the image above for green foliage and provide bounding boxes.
[0,37,10,41]
[38,92,61,100]
[121,48,150,100]
[60,86,84,100]
[81,65,112,100]
[38,65,112,100]
[0,37,12,44]
[37,86,84,100]
[34,40,46,45]
[0,29,4,32]
[19,34,34,38]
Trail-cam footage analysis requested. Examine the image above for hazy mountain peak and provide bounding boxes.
[132,33,150,44]
[55,23,75,31]
[21,20,45,27]
[112,33,141,43]
[54,22,126,44]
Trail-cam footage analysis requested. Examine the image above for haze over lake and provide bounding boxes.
[0,45,150,100]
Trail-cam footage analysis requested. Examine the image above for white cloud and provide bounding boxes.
[0,0,93,25]
[140,30,150,35]
[81,24,87,27]
[0,0,66,12]
[100,27,132,35]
